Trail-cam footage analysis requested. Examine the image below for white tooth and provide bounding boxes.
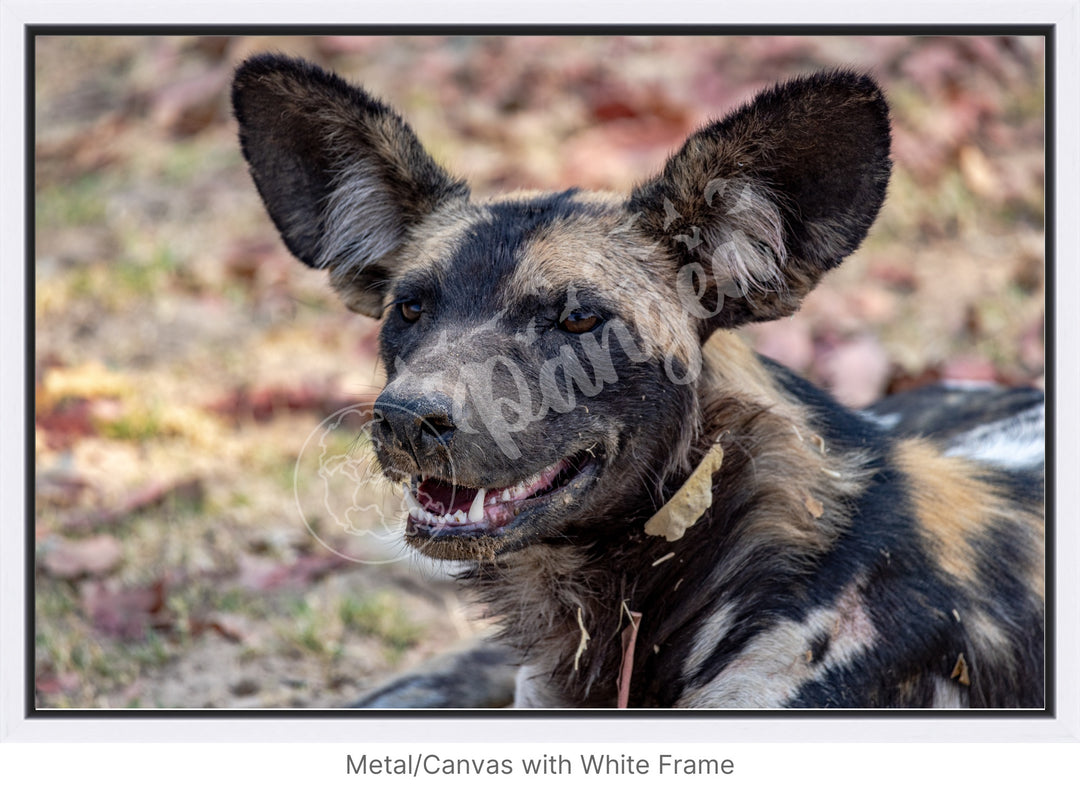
[453,510,467,523]
[404,490,421,514]
[469,489,486,522]
[501,489,512,502]
[423,510,438,525]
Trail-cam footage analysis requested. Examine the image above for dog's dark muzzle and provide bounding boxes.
[372,390,457,472]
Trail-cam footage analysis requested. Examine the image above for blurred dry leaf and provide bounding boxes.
[82,579,172,640]
[941,356,998,383]
[868,258,919,293]
[958,145,1001,198]
[36,468,94,509]
[753,317,814,373]
[207,382,372,425]
[41,534,123,579]
[39,361,134,410]
[150,66,231,137]
[236,553,351,592]
[190,612,252,644]
[36,399,97,449]
[816,336,890,408]
[35,115,127,181]
[35,671,81,696]
[45,477,205,536]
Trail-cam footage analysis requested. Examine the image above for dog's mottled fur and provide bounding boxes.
[234,55,1044,708]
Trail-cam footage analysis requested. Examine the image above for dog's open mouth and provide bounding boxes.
[403,450,598,545]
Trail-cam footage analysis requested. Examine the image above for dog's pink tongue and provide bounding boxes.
[417,479,477,516]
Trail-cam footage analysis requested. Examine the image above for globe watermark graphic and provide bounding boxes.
[293,400,454,566]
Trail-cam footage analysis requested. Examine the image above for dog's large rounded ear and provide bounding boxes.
[232,54,469,317]
[628,70,891,333]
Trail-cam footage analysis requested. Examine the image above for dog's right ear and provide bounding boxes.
[232,54,469,317]
[628,70,891,333]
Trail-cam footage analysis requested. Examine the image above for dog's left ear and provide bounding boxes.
[232,54,469,317]
[628,70,891,332]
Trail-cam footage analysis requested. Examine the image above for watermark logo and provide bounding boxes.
[293,400,454,565]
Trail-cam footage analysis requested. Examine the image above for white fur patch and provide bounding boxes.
[513,664,560,708]
[676,581,877,707]
[944,404,1044,470]
[858,409,901,430]
[681,604,737,680]
[931,675,967,708]
[317,161,402,274]
[939,380,999,391]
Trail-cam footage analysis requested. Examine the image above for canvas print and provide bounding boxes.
[34,34,1046,709]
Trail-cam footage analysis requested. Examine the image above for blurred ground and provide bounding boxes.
[33,34,1045,708]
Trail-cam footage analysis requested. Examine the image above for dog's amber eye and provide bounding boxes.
[399,299,422,323]
[559,309,600,334]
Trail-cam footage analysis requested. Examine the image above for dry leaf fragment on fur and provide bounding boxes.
[573,605,591,672]
[617,607,643,709]
[951,652,971,686]
[804,494,825,518]
[644,442,724,541]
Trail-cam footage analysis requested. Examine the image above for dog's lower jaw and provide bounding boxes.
[402,453,604,561]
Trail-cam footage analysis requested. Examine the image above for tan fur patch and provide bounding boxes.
[701,332,809,423]
[894,439,998,587]
[506,194,699,368]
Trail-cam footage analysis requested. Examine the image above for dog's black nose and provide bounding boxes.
[373,391,456,461]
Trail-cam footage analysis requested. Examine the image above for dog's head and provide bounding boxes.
[233,54,891,560]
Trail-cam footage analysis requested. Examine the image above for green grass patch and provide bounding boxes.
[36,173,108,228]
[98,405,164,441]
[339,592,422,654]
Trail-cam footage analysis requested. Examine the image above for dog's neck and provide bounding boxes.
[464,337,872,706]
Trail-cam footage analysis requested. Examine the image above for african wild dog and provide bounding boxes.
[233,54,1045,708]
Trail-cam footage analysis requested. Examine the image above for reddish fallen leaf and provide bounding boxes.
[45,477,204,536]
[815,336,891,408]
[149,66,230,137]
[35,671,81,696]
[206,383,373,426]
[1019,318,1045,372]
[35,398,97,449]
[121,478,205,514]
[942,356,999,383]
[752,316,814,373]
[40,534,123,579]
[868,258,919,293]
[35,470,95,508]
[188,612,250,644]
[561,117,689,190]
[34,115,125,181]
[847,285,898,326]
[900,39,966,93]
[221,238,291,288]
[236,553,351,593]
[886,364,944,395]
[81,579,172,640]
